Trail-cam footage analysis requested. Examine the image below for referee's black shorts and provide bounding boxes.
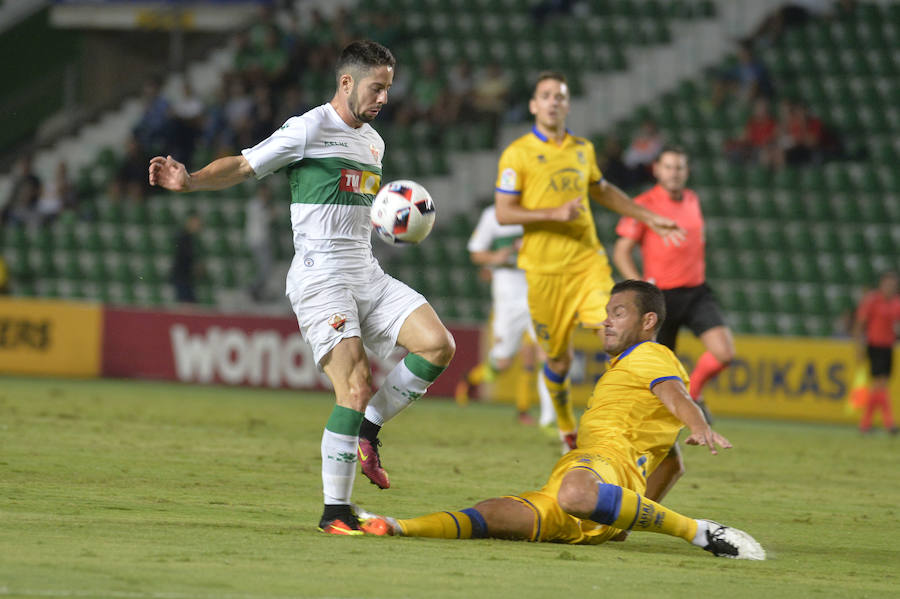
[867,345,894,378]
[656,283,727,351]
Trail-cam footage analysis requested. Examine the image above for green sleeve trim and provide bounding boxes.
[403,352,447,383]
[325,405,365,436]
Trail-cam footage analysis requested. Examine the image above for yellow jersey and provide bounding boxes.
[578,341,690,481]
[495,127,605,274]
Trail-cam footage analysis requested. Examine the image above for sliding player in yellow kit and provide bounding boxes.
[493,72,685,450]
[357,281,765,560]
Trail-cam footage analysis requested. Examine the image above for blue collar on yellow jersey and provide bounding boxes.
[531,125,574,143]
[612,340,652,364]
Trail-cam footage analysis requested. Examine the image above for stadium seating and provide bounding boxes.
[556,2,897,337]
[1,1,893,340]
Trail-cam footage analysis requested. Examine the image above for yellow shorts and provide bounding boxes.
[505,447,646,545]
[526,255,614,359]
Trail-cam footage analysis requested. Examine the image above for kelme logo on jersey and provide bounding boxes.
[339,169,381,194]
[544,167,586,193]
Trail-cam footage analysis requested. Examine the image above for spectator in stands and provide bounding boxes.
[256,24,290,86]
[246,184,274,302]
[445,59,475,124]
[171,78,206,165]
[743,0,858,49]
[274,83,310,126]
[36,161,76,226]
[109,135,151,203]
[250,83,276,142]
[623,119,664,186]
[394,57,445,125]
[725,98,779,168]
[472,61,512,123]
[778,99,842,166]
[712,43,773,108]
[1,154,42,227]
[171,210,203,304]
[172,77,206,162]
[598,136,637,190]
[232,30,260,75]
[854,271,900,435]
[133,76,172,154]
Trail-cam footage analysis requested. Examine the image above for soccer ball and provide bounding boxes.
[371,180,436,245]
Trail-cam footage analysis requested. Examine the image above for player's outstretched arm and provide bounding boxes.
[494,190,584,225]
[612,236,642,281]
[148,154,255,193]
[652,378,732,455]
[589,180,685,245]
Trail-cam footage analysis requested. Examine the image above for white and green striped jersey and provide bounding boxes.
[241,103,384,264]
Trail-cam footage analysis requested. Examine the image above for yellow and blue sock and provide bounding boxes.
[397,508,488,539]
[590,482,697,542]
[543,364,576,434]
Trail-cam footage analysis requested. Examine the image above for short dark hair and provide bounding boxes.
[335,40,396,81]
[611,280,666,332]
[655,144,689,163]
[533,70,567,96]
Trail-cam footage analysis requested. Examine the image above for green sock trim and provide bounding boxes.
[403,352,446,382]
[326,405,364,436]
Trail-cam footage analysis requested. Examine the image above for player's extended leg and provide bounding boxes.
[556,468,764,559]
[364,497,535,540]
[358,303,455,488]
[690,326,735,400]
[317,337,376,534]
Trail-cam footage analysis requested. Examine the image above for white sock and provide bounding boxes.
[321,428,358,504]
[537,370,555,427]
[691,519,710,546]
[365,354,444,426]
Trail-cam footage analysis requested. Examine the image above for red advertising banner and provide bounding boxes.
[102,306,480,397]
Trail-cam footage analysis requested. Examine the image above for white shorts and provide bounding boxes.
[489,268,533,362]
[286,260,427,366]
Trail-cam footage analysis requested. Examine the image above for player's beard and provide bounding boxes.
[348,88,376,124]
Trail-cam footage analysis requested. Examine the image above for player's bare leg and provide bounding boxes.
[361,497,534,540]
[317,337,375,534]
[358,303,455,488]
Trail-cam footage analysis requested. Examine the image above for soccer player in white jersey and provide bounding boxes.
[148,40,456,535]
[455,204,554,428]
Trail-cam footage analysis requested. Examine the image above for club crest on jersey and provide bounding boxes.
[328,313,347,332]
[370,143,380,162]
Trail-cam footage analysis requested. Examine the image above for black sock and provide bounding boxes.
[358,418,381,442]
[320,503,355,525]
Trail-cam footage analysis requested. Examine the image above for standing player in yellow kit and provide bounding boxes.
[493,72,684,450]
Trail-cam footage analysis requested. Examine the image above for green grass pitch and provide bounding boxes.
[1,375,898,599]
